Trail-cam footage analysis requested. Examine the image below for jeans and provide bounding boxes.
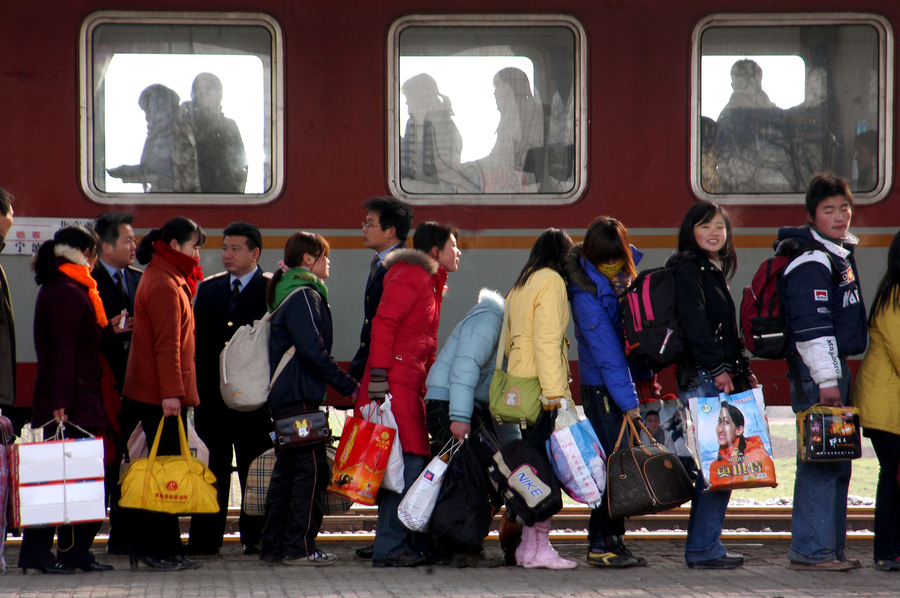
[581,385,629,548]
[374,452,427,561]
[787,356,852,564]
[868,429,900,561]
[681,373,732,564]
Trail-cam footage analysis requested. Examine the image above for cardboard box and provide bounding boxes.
[10,479,106,527]
[11,438,105,485]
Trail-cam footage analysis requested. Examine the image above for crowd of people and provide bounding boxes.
[0,171,899,575]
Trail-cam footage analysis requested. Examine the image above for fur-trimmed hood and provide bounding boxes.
[55,244,91,267]
[472,287,504,317]
[382,247,440,275]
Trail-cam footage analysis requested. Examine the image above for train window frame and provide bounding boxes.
[690,13,894,205]
[387,14,588,206]
[78,11,284,205]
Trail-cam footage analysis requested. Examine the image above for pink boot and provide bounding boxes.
[525,520,576,569]
[515,525,537,567]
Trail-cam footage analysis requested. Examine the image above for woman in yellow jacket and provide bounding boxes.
[852,229,900,572]
[503,228,576,569]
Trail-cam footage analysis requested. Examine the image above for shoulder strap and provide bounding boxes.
[267,287,308,390]
[495,306,510,371]
[793,240,841,283]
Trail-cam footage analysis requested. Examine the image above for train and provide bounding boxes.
[1,0,897,409]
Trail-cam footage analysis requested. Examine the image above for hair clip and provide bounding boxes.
[277,260,289,273]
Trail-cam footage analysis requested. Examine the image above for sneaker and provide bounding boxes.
[284,551,337,567]
[842,558,862,569]
[875,558,900,571]
[788,558,853,572]
[587,549,648,568]
[687,553,744,570]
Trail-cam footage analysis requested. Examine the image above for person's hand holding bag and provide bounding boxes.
[368,368,389,403]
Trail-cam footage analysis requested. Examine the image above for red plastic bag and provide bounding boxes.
[327,415,395,506]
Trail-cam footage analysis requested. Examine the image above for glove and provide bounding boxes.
[368,374,389,403]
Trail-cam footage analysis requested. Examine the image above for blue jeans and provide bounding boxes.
[681,373,732,564]
[581,385,629,548]
[787,356,852,564]
[374,453,427,561]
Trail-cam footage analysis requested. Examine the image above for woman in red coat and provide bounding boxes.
[121,216,205,571]
[356,221,461,567]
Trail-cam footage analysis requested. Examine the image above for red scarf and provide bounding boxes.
[57,263,108,328]
[152,239,204,297]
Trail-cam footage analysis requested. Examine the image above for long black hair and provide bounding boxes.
[266,231,329,309]
[720,401,747,454]
[868,229,900,326]
[677,201,737,280]
[136,216,206,265]
[510,228,574,293]
[32,224,100,286]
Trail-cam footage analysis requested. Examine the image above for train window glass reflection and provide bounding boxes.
[390,17,585,204]
[80,13,283,204]
[693,15,893,204]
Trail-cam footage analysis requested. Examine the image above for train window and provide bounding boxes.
[692,14,894,204]
[388,15,587,205]
[79,12,284,205]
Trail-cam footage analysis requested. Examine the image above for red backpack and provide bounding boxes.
[740,240,832,359]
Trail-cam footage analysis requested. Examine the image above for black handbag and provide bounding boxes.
[486,438,562,527]
[431,440,495,550]
[607,416,693,520]
[272,409,330,451]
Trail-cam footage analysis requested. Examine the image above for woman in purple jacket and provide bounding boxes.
[19,225,122,574]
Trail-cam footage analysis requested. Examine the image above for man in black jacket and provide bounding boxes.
[91,211,142,555]
[348,197,415,381]
[185,222,273,556]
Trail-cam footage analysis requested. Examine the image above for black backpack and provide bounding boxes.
[621,267,684,372]
[431,440,496,551]
[486,439,562,527]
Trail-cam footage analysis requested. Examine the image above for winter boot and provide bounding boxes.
[525,520,576,569]
[515,525,538,567]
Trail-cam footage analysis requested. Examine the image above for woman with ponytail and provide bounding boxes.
[259,232,358,566]
[19,225,119,574]
[121,216,206,571]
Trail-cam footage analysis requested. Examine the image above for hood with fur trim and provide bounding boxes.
[382,247,440,275]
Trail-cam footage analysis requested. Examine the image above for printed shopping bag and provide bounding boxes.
[327,415,395,506]
[639,396,699,480]
[545,402,606,507]
[690,388,777,491]
[398,439,458,532]
[360,395,404,493]
[796,406,862,462]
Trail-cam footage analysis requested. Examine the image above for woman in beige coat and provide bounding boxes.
[852,229,900,572]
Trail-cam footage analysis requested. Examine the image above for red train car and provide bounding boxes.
[0,1,896,407]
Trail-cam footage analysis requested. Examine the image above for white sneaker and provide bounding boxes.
[284,551,337,566]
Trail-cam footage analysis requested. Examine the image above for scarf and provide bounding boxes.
[270,267,328,311]
[57,263,108,328]
[152,239,204,297]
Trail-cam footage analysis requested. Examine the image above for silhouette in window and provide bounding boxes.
[786,67,842,192]
[854,129,877,192]
[108,84,200,193]
[181,73,249,193]
[715,60,794,193]
[399,73,463,193]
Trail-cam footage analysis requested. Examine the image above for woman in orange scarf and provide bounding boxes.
[19,225,125,574]
[708,402,775,490]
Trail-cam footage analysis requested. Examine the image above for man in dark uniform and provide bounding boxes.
[91,211,142,555]
[185,222,272,555]
[349,197,414,560]
[0,188,21,430]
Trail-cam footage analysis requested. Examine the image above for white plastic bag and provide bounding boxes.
[398,439,458,532]
[120,419,209,478]
[360,394,405,493]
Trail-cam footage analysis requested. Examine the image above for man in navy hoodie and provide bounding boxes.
[777,173,867,572]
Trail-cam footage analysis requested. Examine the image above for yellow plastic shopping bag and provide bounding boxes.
[119,415,219,515]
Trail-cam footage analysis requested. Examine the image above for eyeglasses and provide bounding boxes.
[362,222,378,230]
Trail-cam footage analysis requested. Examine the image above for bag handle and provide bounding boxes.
[612,415,663,454]
[142,414,200,512]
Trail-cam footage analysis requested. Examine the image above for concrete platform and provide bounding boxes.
[1,538,895,597]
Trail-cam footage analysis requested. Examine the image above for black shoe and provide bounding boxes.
[132,557,180,571]
[355,544,375,559]
[687,553,744,570]
[171,555,203,570]
[372,550,425,568]
[106,544,130,556]
[181,542,219,556]
[243,544,260,556]
[22,562,76,575]
[81,561,115,572]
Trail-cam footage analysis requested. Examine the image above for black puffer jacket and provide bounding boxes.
[268,287,358,417]
[664,249,749,387]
